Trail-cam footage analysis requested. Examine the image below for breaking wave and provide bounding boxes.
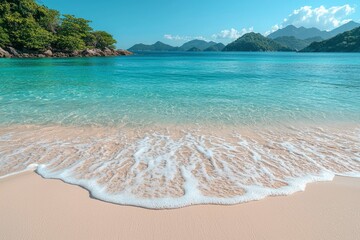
[0,124,359,209]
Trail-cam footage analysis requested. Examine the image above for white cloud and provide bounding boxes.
[193,36,207,41]
[164,27,254,43]
[164,34,207,41]
[164,34,180,40]
[265,4,355,34]
[285,5,355,30]
[212,27,254,40]
[264,24,280,36]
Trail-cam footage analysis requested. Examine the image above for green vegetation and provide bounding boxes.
[128,40,224,52]
[203,43,225,52]
[128,41,180,52]
[0,0,117,51]
[273,36,323,51]
[179,40,218,51]
[0,26,10,47]
[92,31,117,49]
[223,33,292,52]
[186,47,201,52]
[301,27,360,52]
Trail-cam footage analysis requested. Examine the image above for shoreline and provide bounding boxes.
[1,172,359,240]
[0,47,132,58]
[1,123,359,209]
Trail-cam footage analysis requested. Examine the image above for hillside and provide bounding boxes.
[223,33,292,52]
[268,21,360,40]
[330,21,360,36]
[129,39,224,52]
[128,41,179,51]
[179,40,217,51]
[204,43,225,51]
[273,36,323,51]
[301,27,360,52]
[268,25,331,40]
[186,47,202,52]
[0,0,122,57]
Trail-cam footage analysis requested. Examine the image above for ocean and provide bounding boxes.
[1,52,359,208]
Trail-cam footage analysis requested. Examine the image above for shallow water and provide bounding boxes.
[1,52,360,126]
[0,52,359,208]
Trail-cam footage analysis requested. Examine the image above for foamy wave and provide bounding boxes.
[0,124,359,209]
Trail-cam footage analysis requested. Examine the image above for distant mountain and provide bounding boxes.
[301,27,360,52]
[128,41,179,51]
[268,21,360,40]
[187,47,202,52]
[180,40,218,51]
[330,21,360,36]
[223,33,292,52]
[268,25,331,40]
[128,39,223,52]
[273,36,323,51]
[203,43,225,52]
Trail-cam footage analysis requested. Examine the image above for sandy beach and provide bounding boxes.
[1,172,359,240]
[1,1,360,239]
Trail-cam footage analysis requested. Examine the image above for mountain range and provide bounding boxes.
[128,41,180,52]
[128,40,225,52]
[268,21,360,40]
[203,43,226,52]
[180,40,219,51]
[302,27,360,52]
[128,21,360,53]
[273,36,323,51]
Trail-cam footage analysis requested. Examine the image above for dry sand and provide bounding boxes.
[0,172,359,240]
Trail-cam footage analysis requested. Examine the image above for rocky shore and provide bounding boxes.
[0,47,132,58]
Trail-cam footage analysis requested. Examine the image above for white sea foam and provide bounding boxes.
[0,163,38,180]
[0,124,359,209]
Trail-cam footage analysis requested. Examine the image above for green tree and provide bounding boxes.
[55,35,85,52]
[83,32,97,48]
[13,18,53,50]
[92,31,117,49]
[37,7,60,33]
[5,0,39,17]
[0,2,11,17]
[4,12,53,50]
[0,26,10,48]
[58,14,92,38]
[0,0,119,52]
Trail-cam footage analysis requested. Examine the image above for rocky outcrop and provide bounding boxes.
[0,47,132,58]
[44,50,53,57]
[82,49,100,57]
[0,47,11,58]
[6,47,20,57]
[116,49,132,56]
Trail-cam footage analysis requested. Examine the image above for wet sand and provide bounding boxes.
[1,124,360,208]
[1,172,359,240]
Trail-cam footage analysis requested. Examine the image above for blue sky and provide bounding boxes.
[40,0,360,49]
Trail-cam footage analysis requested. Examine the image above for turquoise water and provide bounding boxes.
[1,52,360,209]
[1,52,360,126]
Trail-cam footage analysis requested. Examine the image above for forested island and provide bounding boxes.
[0,0,131,58]
[222,33,291,52]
